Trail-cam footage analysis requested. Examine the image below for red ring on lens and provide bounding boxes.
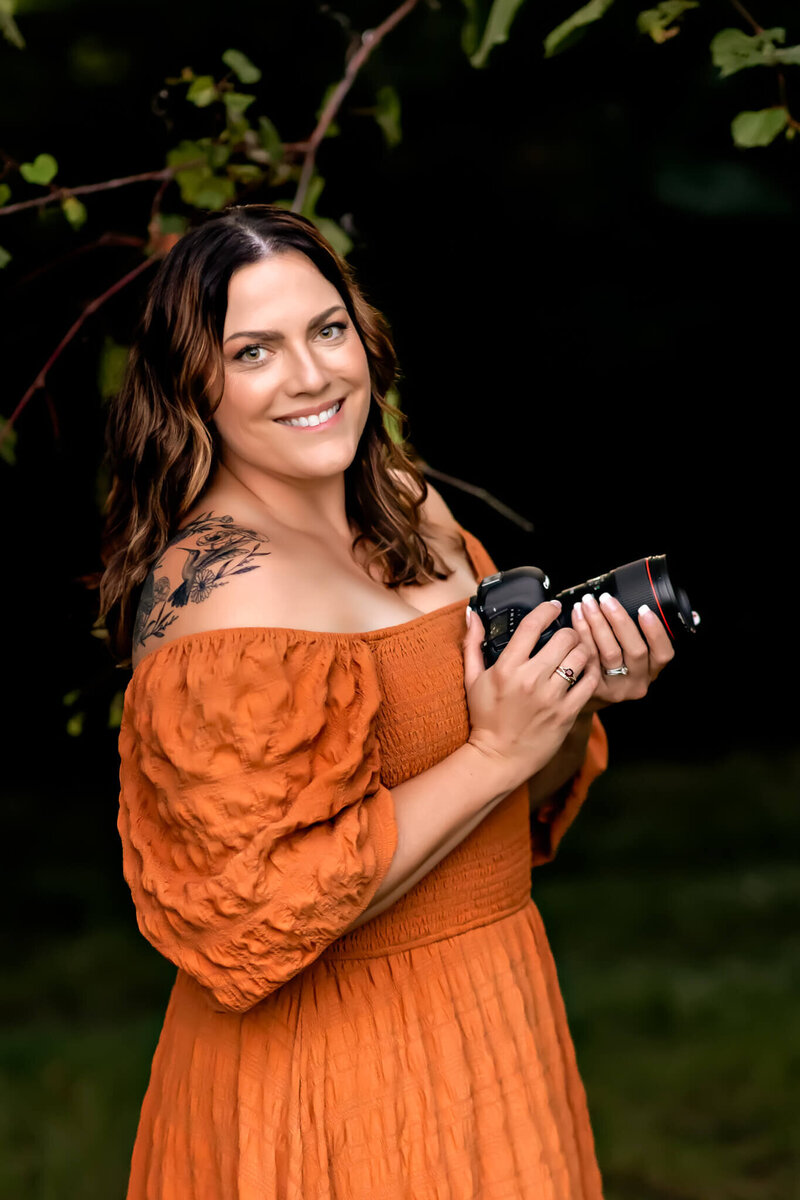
[645,557,675,639]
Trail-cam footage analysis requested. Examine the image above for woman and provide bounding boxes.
[99,204,674,1199]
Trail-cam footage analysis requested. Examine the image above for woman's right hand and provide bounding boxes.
[462,600,599,792]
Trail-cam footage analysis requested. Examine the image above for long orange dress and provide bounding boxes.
[118,524,608,1199]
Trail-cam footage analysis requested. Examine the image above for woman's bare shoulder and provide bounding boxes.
[390,468,460,536]
[131,510,282,668]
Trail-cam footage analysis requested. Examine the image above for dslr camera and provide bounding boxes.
[468,554,699,669]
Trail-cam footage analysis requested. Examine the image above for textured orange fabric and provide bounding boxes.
[118,525,609,1199]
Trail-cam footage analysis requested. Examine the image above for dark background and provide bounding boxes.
[1,1,798,1196]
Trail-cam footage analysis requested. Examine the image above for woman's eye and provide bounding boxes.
[318,322,346,341]
[236,344,268,363]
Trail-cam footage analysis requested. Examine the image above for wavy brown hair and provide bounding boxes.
[97,204,450,666]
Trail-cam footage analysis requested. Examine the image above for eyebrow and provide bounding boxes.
[223,305,347,345]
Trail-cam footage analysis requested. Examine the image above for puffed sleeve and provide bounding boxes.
[117,629,398,1013]
[530,714,608,866]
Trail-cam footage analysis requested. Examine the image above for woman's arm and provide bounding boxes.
[526,711,594,811]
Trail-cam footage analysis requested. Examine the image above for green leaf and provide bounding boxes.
[222,48,262,84]
[155,212,189,234]
[0,0,25,49]
[186,74,218,107]
[637,1,698,44]
[300,173,326,220]
[166,139,207,169]
[0,245,10,270]
[459,0,482,57]
[62,688,82,707]
[257,115,284,163]
[226,163,264,184]
[0,415,16,463]
[192,176,236,210]
[314,217,352,258]
[731,107,788,147]
[711,27,786,78]
[97,336,129,401]
[223,91,256,120]
[374,85,402,148]
[19,153,58,185]
[775,44,800,67]
[61,195,87,229]
[66,712,85,737]
[544,0,616,58]
[167,140,233,208]
[107,689,124,730]
[383,386,405,445]
[204,140,230,169]
[0,183,11,206]
[469,0,528,68]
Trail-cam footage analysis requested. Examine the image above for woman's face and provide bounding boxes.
[212,249,372,487]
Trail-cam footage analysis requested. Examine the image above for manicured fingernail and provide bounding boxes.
[582,593,598,610]
[572,601,584,621]
[465,605,472,626]
[638,604,652,616]
[550,599,562,609]
[599,592,617,610]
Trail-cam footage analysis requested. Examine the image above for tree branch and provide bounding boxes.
[292,0,421,213]
[0,256,157,452]
[728,0,763,35]
[417,459,535,533]
[0,161,205,218]
[17,233,146,288]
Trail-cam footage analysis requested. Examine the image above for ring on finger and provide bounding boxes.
[604,663,629,677]
[555,665,578,688]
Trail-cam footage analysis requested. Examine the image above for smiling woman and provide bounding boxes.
[212,252,373,494]
[99,205,453,669]
[97,205,613,1200]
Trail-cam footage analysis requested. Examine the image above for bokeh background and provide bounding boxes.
[2,1,798,1196]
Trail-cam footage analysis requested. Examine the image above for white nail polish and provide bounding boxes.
[598,592,614,608]
[572,602,584,620]
[550,599,562,609]
[638,604,652,616]
[581,593,597,607]
[465,605,472,627]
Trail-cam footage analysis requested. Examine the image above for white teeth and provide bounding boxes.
[277,401,341,428]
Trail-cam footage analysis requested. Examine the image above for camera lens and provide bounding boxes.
[556,555,697,640]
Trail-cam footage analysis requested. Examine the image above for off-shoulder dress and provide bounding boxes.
[117,524,608,1199]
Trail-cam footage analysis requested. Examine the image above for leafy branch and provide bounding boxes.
[293,0,422,212]
[543,0,800,146]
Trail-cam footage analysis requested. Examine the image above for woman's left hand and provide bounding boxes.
[571,592,675,711]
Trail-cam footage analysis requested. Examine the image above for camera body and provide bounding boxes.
[468,555,698,668]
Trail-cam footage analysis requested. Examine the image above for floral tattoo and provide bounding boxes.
[133,513,271,649]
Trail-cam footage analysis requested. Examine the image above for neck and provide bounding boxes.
[210,459,355,543]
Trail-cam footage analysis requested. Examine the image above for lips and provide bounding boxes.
[274,398,344,422]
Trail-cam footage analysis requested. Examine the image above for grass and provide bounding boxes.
[2,749,798,1198]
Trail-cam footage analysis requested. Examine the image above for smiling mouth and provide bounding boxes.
[274,399,344,428]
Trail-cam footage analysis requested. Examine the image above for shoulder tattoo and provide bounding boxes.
[133,512,271,650]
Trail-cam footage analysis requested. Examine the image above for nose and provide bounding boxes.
[284,341,328,397]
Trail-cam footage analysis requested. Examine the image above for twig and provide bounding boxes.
[292,0,421,213]
[0,161,205,218]
[777,69,800,131]
[17,233,145,288]
[728,0,763,35]
[0,256,156,452]
[417,459,535,533]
